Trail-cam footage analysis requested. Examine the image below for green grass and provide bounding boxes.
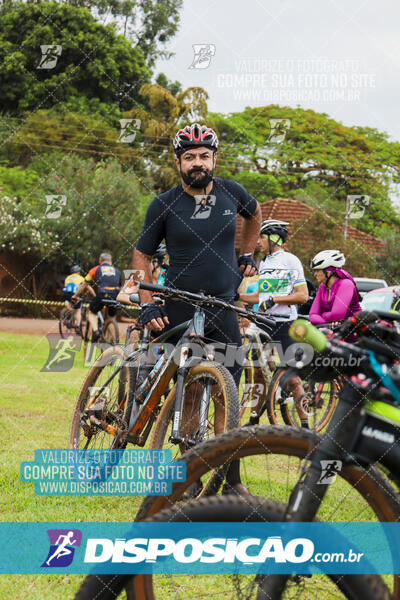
[0,333,393,599]
[0,333,143,599]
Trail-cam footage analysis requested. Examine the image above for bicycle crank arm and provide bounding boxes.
[89,414,117,437]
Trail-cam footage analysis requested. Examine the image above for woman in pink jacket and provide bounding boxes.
[309,250,361,324]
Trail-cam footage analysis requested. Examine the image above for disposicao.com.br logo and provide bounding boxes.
[83,535,362,567]
[42,529,82,567]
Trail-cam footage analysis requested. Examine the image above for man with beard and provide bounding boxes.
[132,123,261,494]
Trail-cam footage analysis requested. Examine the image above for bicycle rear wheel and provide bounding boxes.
[69,345,130,450]
[74,496,391,600]
[266,368,338,432]
[149,361,239,497]
[59,307,74,338]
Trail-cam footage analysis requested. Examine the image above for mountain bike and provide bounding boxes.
[74,310,400,599]
[69,281,274,493]
[239,318,338,431]
[75,497,390,600]
[82,298,123,362]
[59,300,88,339]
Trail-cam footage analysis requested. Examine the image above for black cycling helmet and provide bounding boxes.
[152,243,167,262]
[173,123,219,157]
[259,219,289,243]
[71,265,81,273]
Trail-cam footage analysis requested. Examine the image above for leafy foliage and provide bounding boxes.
[376,230,400,286]
[210,106,400,236]
[288,211,380,280]
[0,2,150,114]
[125,83,209,190]
[0,164,39,198]
[0,154,152,275]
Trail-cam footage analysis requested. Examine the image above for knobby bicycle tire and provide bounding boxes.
[69,345,130,450]
[149,361,239,498]
[74,496,392,600]
[59,306,73,339]
[103,319,119,345]
[266,367,338,432]
[135,425,400,597]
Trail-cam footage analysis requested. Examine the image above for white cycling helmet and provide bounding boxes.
[310,250,345,270]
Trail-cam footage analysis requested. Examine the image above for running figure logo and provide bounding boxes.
[191,195,216,219]
[41,334,81,372]
[37,45,62,69]
[317,460,342,484]
[188,44,216,69]
[42,529,82,567]
[267,119,291,144]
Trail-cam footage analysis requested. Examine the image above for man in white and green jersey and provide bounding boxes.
[239,219,310,426]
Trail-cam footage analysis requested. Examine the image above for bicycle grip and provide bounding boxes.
[138,281,167,293]
[289,319,327,352]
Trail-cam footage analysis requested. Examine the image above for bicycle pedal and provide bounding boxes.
[248,412,260,425]
[169,435,184,444]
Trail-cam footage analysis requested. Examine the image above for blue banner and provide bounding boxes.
[1,522,399,574]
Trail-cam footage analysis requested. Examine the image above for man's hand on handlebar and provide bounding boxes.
[237,253,258,277]
[138,303,169,331]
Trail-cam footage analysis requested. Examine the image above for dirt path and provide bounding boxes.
[0,317,130,337]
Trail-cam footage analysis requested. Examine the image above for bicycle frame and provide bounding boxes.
[85,309,212,448]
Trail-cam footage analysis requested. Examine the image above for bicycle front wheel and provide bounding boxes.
[74,496,391,600]
[149,361,239,497]
[103,319,119,345]
[69,345,130,449]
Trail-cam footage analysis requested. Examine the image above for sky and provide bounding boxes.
[155,0,400,142]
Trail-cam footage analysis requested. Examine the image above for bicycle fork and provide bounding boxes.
[259,381,364,599]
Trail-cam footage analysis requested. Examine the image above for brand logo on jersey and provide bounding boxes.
[101,266,116,276]
[223,209,233,215]
[191,195,216,220]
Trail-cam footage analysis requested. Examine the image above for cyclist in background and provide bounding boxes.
[75,253,121,342]
[117,245,169,306]
[309,250,361,324]
[239,219,310,427]
[62,265,84,332]
[151,243,169,286]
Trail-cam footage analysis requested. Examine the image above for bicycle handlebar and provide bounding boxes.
[138,281,279,328]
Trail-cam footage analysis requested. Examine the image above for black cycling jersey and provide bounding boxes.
[136,178,258,299]
[85,264,121,294]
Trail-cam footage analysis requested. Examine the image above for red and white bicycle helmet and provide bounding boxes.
[173,123,219,156]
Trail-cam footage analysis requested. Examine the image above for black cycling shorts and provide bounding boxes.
[89,292,119,316]
[63,292,81,308]
[251,320,295,365]
[160,298,243,385]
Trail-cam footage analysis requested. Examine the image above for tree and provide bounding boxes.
[0,154,153,296]
[155,72,182,97]
[376,230,400,286]
[288,211,380,280]
[4,110,148,173]
[7,0,184,66]
[210,106,400,237]
[0,2,150,114]
[124,83,209,190]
